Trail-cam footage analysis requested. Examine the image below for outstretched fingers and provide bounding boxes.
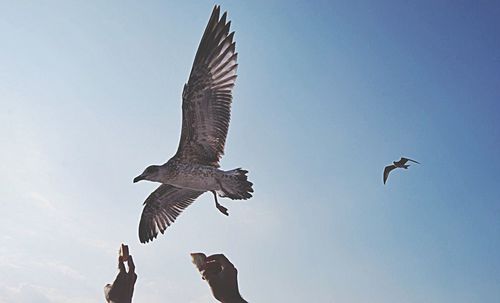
[127,255,136,273]
[118,256,126,272]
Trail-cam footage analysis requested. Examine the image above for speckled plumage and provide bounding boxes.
[134,6,253,243]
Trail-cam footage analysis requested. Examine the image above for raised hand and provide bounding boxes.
[104,255,137,303]
[195,253,247,303]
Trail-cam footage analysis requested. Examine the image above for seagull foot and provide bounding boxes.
[216,203,229,216]
[212,190,229,216]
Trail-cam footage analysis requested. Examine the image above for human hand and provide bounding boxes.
[197,254,247,303]
[104,255,137,303]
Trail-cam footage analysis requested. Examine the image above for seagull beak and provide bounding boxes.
[133,175,144,183]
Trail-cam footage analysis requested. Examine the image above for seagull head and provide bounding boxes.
[134,165,161,183]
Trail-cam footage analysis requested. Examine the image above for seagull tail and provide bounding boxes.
[217,168,254,200]
[403,164,410,169]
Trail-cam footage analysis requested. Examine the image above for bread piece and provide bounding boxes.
[190,252,207,272]
[120,244,129,262]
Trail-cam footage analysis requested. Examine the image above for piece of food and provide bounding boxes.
[120,244,129,262]
[190,252,207,271]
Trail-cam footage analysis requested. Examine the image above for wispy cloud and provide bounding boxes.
[24,191,116,254]
[0,254,93,303]
[39,261,85,281]
[0,255,23,270]
[28,192,57,212]
[0,283,52,303]
[0,254,85,281]
[0,283,95,303]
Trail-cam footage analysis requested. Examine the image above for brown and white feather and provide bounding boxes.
[175,6,238,167]
[139,184,203,243]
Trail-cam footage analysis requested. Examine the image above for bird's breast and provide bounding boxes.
[163,163,222,191]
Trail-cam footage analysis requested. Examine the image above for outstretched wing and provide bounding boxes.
[383,165,397,184]
[401,157,420,164]
[175,5,238,167]
[138,184,204,243]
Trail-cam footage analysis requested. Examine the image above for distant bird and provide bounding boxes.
[383,157,420,184]
[134,6,253,243]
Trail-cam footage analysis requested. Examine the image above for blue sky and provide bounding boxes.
[1,1,499,302]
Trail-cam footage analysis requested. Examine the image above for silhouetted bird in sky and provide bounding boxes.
[383,157,420,184]
[133,6,253,243]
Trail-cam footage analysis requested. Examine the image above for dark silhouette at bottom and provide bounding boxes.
[192,252,248,303]
[104,245,247,303]
[104,253,137,303]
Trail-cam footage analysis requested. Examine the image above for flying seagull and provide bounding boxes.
[383,157,420,184]
[134,6,253,243]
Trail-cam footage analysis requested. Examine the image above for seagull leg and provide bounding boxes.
[211,190,228,216]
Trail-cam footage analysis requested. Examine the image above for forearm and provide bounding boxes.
[220,294,247,303]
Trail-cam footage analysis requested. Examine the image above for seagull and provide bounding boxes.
[383,157,420,184]
[134,6,253,243]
